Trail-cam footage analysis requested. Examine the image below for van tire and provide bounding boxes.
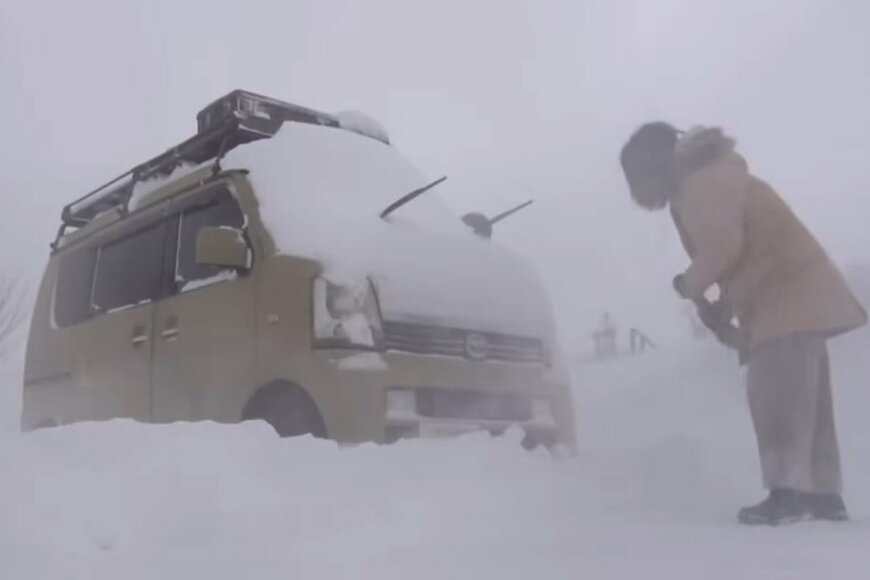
[241,383,327,439]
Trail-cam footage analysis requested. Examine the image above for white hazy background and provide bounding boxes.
[1,0,868,350]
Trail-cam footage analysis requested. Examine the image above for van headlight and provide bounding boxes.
[312,276,384,349]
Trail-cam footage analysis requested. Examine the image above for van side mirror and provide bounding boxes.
[195,226,250,270]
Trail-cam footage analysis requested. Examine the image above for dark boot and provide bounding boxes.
[738,489,812,526]
[803,493,849,522]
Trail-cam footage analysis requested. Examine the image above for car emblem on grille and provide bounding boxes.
[464,333,489,360]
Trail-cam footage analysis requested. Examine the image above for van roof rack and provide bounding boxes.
[57,90,340,239]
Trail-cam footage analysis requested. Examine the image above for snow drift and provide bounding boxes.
[2,336,870,579]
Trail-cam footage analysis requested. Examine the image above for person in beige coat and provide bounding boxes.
[620,122,867,525]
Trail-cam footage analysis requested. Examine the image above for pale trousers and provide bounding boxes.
[746,334,842,494]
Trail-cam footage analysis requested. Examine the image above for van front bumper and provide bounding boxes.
[382,386,560,448]
[315,350,576,450]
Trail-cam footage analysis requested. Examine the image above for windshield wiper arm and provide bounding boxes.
[380,176,447,220]
[489,199,534,225]
[462,199,534,239]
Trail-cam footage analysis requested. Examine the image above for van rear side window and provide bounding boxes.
[92,221,167,313]
[55,247,97,327]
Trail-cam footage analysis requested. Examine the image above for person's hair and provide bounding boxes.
[620,122,680,210]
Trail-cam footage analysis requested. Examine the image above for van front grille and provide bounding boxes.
[382,321,545,364]
[415,389,533,422]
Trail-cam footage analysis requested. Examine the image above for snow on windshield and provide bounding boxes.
[223,123,553,337]
[224,123,463,234]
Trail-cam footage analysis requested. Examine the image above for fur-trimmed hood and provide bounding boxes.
[675,126,737,179]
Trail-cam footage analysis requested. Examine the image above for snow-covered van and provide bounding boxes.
[23,90,575,449]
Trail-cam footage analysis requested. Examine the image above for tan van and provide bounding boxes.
[23,90,575,449]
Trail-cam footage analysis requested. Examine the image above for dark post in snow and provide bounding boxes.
[629,327,656,354]
[592,312,618,360]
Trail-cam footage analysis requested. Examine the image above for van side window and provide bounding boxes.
[92,221,167,313]
[176,188,246,289]
[55,247,98,327]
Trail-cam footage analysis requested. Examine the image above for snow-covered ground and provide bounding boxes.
[1,336,869,579]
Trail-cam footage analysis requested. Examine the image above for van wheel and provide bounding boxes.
[241,383,327,439]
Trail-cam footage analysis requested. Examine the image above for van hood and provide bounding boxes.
[224,122,555,339]
[376,236,550,337]
[338,222,553,338]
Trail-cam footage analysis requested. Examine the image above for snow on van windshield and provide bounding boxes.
[225,123,464,234]
[222,123,552,337]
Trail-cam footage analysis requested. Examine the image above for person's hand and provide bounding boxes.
[695,300,748,357]
[697,300,731,331]
[711,322,748,355]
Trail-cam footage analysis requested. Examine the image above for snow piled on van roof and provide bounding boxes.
[3,340,870,579]
[335,109,391,144]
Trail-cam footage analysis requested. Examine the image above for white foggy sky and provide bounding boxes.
[1,0,868,348]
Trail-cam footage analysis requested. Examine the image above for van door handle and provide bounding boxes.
[131,326,149,347]
[161,328,180,340]
[162,316,179,341]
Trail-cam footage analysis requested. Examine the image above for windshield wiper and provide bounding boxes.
[380,176,447,220]
[489,199,533,225]
[462,199,534,239]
